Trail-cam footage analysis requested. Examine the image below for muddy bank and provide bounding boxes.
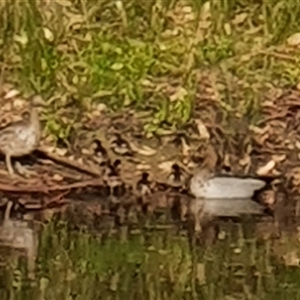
[0,84,299,231]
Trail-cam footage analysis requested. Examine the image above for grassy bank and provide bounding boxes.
[1,0,300,140]
[0,1,300,298]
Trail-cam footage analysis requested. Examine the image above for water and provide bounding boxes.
[0,196,298,300]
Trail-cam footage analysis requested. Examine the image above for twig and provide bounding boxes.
[0,178,104,193]
[258,50,297,62]
[37,147,102,177]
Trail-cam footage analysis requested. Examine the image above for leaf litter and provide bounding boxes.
[0,74,297,244]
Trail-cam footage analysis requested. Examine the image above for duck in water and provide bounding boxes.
[190,168,267,200]
[188,167,271,232]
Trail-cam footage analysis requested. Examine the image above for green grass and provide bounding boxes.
[1,0,300,141]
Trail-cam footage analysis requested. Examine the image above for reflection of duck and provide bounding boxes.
[189,196,265,220]
[0,201,37,278]
[136,172,152,196]
[0,95,45,175]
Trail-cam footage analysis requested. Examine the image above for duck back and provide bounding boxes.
[191,176,267,199]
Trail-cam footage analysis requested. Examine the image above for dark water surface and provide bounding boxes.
[0,198,299,300]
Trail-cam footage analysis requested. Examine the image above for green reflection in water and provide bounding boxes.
[0,219,300,300]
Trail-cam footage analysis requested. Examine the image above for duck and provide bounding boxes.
[0,95,45,175]
[110,133,133,156]
[190,168,267,200]
[92,139,108,165]
[104,159,126,197]
[167,164,187,188]
[188,167,270,217]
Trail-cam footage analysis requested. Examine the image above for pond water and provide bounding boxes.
[0,198,299,300]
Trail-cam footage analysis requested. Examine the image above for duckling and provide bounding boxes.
[105,159,126,198]
[0,95,45,175]
[92,139,108,165]
[107,159,122,176]
[110,133,133,156]
[167,163,187,188]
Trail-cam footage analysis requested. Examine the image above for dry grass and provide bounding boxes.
[1,0,300,140]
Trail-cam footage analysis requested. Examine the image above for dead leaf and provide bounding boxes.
[283,251,300,266]
[52,174,64,181]
[232,13,248,25]
[4,89,20,100]
[271,154,286,163]
[135,163,151,171]
[13,98,26,109]
[169,87,188,102]
[77,157,84,165]
[296,141,300,150]
[287,33,300,47]
[181,137,190,157]
[224,23,231,35]
[249,124,270,135]
[158,161,174,173]
[195,119,210,140]
[55,148,68,156]
[130,143,156,156]
[239,155,251,167]
[256,160,276,176]
[43,27,54,42]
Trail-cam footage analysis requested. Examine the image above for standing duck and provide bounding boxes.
[0,95,44,175]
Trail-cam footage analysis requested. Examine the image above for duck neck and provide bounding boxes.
[29,106,41,133]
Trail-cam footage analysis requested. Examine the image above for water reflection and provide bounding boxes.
[188,197,266,233]
[0,201,38,279]
[0,194,298,300]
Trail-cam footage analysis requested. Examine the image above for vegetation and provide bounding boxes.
[1,0,300,140]
[0,0,300,299]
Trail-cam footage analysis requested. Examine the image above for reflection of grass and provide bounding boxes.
[37,221,193,300]
[1,220,300,299]
[1,0,300,140]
